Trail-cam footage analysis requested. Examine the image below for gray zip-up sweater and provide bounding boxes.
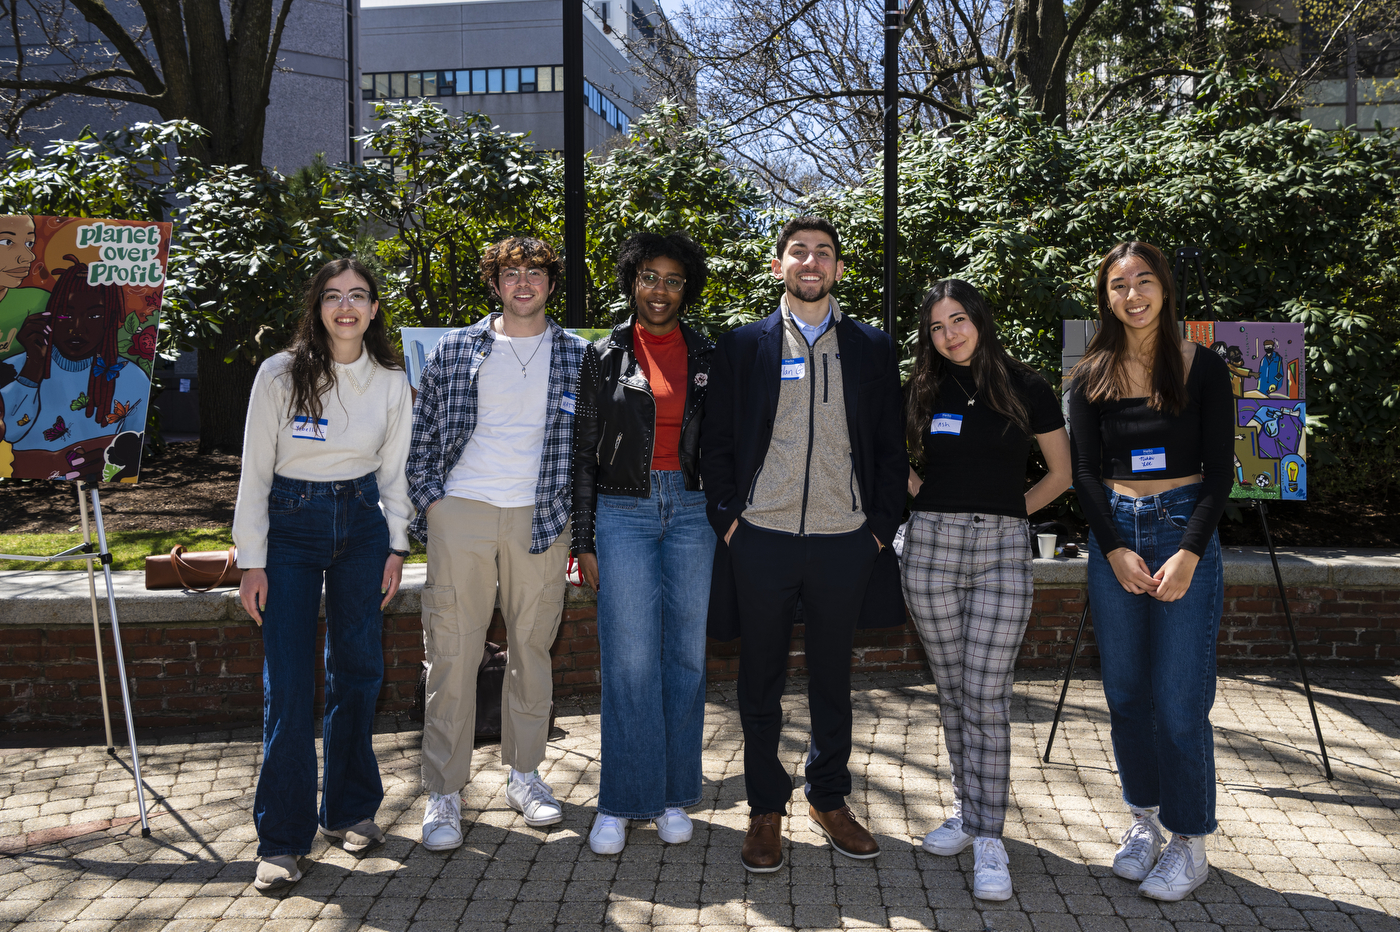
[743,299,865,536]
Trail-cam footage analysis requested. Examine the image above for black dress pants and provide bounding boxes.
[730,520,879,815]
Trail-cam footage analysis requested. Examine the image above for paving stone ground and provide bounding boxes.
[0,667,1397,932]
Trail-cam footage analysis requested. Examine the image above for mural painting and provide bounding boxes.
[0,215,170,482]
[1062,320,1307,501]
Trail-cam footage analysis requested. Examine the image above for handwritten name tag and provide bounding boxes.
[1131,447,1166,472]
[291,416,328,440]
[930,414,963,435]
[781,357,805,380]
[560,391,576,416]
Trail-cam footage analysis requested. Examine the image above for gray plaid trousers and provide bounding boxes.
[899,511,1034,838]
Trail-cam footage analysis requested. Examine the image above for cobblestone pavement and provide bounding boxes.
[0,668,1397,932]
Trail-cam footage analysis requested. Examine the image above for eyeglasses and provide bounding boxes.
[500,268,548,286]
[638,270,685,294]
[321,290,373,308]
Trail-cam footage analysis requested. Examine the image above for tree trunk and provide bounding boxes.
[1013,0,1070,124]
[196,332,259,454]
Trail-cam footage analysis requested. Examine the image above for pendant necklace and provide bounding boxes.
[953,373,979,407]
[505,331,547,378]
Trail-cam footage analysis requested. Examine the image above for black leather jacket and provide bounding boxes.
[571,317,715,554]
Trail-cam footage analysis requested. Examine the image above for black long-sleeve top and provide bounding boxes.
[1067,347,1234,557]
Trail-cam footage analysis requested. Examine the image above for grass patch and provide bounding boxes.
[0,529,428,571]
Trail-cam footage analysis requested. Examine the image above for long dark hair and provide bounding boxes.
[1070,241,1186,414]
[286,258,402,425]
[904,279,1033,464]
[47,256,124,426]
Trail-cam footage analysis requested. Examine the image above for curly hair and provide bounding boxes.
[46,256,124,427]
[479,237,563,298]
[614,232,708,312]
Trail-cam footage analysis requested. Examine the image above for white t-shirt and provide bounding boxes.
[445,329,552,508]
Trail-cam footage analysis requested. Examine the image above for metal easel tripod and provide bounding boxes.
[1042,247,1333,780]
[0,481,153,834]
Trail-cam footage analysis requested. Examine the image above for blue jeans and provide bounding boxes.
[254,473,388,856]
[594,470,714,819]
[1087,482,1224,837]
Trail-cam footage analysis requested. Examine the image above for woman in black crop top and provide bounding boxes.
[901,280,1071,902]
[1067,242,1233,904]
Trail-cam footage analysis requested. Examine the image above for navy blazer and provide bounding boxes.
[700,307,908,639]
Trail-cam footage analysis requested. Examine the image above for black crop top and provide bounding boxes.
[1067,347,1234,556]
[910,364,1065,518]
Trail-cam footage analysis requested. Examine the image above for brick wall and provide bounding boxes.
[0,582,1394,733]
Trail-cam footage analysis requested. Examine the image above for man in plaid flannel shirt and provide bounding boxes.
[406,237,587,851]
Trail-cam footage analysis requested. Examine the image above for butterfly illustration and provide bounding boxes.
[16,414,29,426]
[70,393,88,411]
[43,416,71,443]
[92,357,127,381]
[102,400,137,427]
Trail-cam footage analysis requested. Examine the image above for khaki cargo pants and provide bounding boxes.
[420,496,569,795]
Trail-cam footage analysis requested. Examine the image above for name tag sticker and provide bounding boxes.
[930,413,963,435]
[560,391,576,415]
[291,416,328,440]
[1131,447,1167,472]
[780,357,805,380]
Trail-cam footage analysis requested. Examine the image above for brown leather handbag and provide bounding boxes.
[144,545,243,591]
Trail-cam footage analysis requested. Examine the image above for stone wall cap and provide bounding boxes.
[1,546,1395,625]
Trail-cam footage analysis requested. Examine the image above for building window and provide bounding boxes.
[361,74,373,100]
[407,72,422,97]
[521,67,537,92]
[488,68,503,93]
[362,64,578,102]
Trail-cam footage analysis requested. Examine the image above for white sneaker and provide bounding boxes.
[421,791,463,851]
[653,807,693,844]
[972,837,1013,901]
[922,816,974,855]
[1113,806,1165,881]
[506,769,563,827]
[589,813,628,854]
[253,854,302,891]
[1139,833,1209,901]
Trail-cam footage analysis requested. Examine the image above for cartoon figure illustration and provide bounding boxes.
[1251,338,1285,396]
[1246,402,1305,440]
[0,215,46,357]
[0,256,150,479]
[1211,342,1255,398]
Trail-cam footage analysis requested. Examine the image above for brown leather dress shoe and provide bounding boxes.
[741,812,785,872]
[808,804,881,859]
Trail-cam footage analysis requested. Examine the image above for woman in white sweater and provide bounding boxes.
[233,258,413,890]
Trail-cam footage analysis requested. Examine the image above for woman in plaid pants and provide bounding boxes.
[901,280,1071,901]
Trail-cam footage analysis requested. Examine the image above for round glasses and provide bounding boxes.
[321,290,373,308]
[500,268,548,286]
[638,270,685,294]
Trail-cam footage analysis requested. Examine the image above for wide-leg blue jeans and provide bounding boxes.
[254,473,387,856]
[594,470,714,819]
[1086,482,1224,837]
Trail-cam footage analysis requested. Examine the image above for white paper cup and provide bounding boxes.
[1037,533,1057,560]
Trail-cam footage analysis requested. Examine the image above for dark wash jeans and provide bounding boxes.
[254,473,388,857]
[730,520,879,815]
[1086,482,1224,837]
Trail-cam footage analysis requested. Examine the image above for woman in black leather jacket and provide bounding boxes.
[571,231,715,856]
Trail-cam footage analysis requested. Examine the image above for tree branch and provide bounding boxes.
[1046,0,1107,99]
[1086,67,1204,121]
[1268,0,1367,111]
[260,0,295,102]
[0,76,161,107]
[757,86,973,122]
[67,0,167,93]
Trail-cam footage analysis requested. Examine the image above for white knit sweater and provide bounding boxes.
[233,348,413,568]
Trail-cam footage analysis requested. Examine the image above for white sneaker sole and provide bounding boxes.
[655,821,692,844]
[421,829,464,852]
[589,833,626,855]
[508,799,563,827]
[922,832,975,856]
[1139,870,1208,901]
[974,881,1013,901]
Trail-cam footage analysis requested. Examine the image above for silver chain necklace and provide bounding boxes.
[952,373,980,407]
[504,331,547,378]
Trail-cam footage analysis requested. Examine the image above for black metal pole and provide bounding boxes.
[882,0,899,336]
[563,0,585,328]
[1253,500,1334,779]
[1043,600,1091,762]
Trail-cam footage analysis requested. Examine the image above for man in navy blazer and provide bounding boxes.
[701,216,906,873]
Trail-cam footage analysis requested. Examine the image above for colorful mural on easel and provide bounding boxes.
[0,215,170,483]
[1063,320,1307,501]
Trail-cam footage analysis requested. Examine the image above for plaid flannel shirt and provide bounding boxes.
[406,313,588,552]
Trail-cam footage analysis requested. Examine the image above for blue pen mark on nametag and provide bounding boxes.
[292,416,328,440]
[1131,447,1166,472]
[781,357,805,380]
[930,413,963,435]
[561,391,577,416]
